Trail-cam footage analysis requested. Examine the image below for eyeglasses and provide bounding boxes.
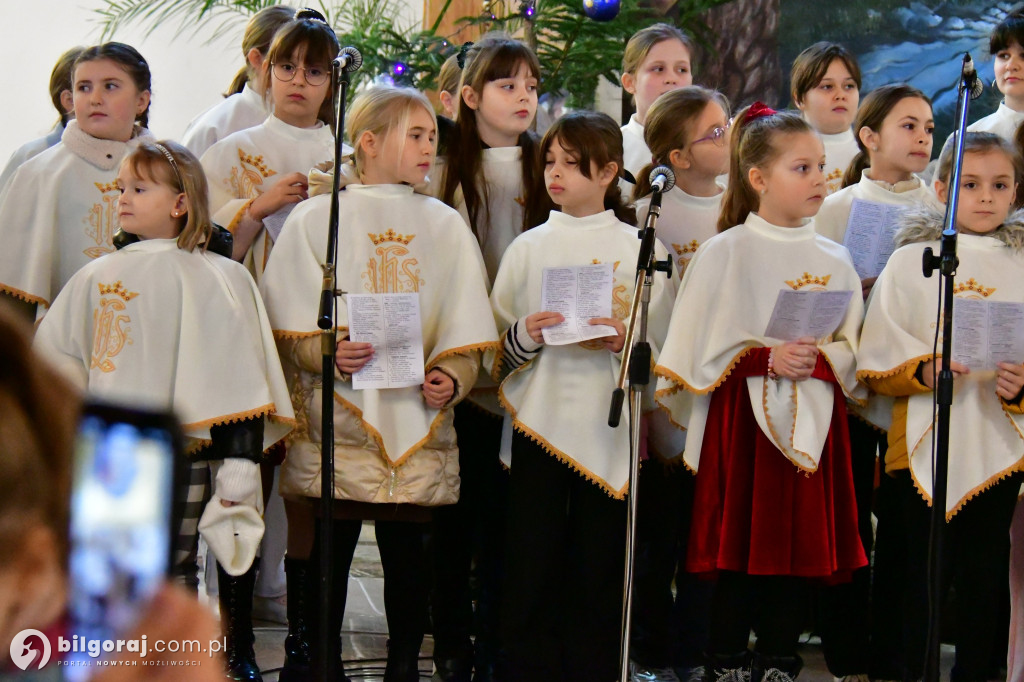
[691,120,731,147]
[272,62,329,86]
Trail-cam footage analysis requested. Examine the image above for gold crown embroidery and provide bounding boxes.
[97,281,140,301]
[369,229,415,246]
[786,272,832,290]
[236,149,274,178]
[954,278,996,297]
[826,168,843,182]
[673,240,700,256]
[94,181,119,194]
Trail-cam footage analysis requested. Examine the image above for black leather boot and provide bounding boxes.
[750,653,803,682]
[218,562,262,682]
[704,650,752,682]
[384,638,422,682]
[279,557,312,682]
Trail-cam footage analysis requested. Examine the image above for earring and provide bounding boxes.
[759,188,767,196]
[871,146,878,152]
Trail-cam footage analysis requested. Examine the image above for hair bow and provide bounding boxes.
[744,101,777,123]
[456,42,474,69]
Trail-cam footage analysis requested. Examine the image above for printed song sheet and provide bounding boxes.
[263,204,297,242]
[764,289,854,342]
[540,264,617,345]
[347,293,425,390]
[842,199,907,279]
[952,298,1024,370]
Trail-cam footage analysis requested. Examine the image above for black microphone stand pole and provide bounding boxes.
[921,52,974,682]
[316,58,352,682]
[610,179,673,681]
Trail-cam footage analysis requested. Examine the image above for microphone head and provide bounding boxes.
[339,46,363,73]
[963,53,984,100]
[648,165,676,193]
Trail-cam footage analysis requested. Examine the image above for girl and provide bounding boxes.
[818,84,935,295]
[858,132,1024,682]
[32,140,295,682]
[259,86,496,682]
[0,42,152,321]
[969,6,1024,140]
[619,23,695,187]
[0,46,84,192]
[789,42,862,195]
[811,83,934,680]
[437,52,461,120]
[182,5,294,156]
[655,105,866,682]
[633,86,731,275]
[629,84,730,681]
[432,33,549,680]
[201,8,340,282]
[488,110,675,682]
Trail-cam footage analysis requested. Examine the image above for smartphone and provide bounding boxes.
[65,401,185,678]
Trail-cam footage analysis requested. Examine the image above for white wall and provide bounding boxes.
[0,2,244,163]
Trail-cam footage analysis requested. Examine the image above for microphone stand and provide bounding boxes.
[609,186,672,681]
[315,58,352,682]
[920,52,974,682]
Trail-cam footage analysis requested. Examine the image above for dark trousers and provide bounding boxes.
[498,431,627,682]
[872,468,1019,682]
[709,571,809,658]
[818,416,882,676]
[430,402,508,668]
[311,518,430,659]
[630,457,712,670]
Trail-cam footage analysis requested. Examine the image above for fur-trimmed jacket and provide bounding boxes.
[895,204,1024,252]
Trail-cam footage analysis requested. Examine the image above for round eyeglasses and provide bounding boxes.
[691,120,731,147]
[272,62,329,86]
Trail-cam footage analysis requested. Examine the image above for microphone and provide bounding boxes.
[648,165,676,194]
[961,53,984,100]
[334,46,363,73]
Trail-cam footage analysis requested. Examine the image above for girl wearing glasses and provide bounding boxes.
[200,8,340,284]
[198,11,339,682]
[627,84,730,681]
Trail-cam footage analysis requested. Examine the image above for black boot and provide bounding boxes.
[750,653,802,682]
[218,562,262,682]
[384,638,421,682]
[279,557,312,682]
[704,651,751,682]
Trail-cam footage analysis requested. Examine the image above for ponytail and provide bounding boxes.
[224,5,294,97]
[718,104,810,232]
[841,149,869,189]
[631,86,730,202]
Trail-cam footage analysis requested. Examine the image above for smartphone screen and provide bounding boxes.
[65,403,182,678]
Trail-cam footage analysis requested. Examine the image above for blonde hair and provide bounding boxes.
[633,86,729,201]
[226,5,294,97]
[437,53,461,99]
[347,87,437,175]
[121,140,213,252]
[51,46,85,124]
[718,107,812,232]
[621,23,695,75]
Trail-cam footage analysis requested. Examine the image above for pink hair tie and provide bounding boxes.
[744,101,777,123]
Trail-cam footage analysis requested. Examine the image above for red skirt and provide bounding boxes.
[686,348,867,581]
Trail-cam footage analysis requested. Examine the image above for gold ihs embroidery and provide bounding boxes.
[90,281,138,373]
[230,148,277,199]
[362,231,423,293]
[83,181,121,259]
